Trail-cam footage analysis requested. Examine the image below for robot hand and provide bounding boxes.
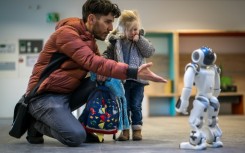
[175,107,188,115]
[175,98,189,115]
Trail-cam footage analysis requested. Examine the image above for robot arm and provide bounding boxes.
[213,65,221,97]
[176,88,192,115]
[176,64,197,114]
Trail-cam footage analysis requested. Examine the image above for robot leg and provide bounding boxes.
[180,96,208,150]
[203,97,223,148]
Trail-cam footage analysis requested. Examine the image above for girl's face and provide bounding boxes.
[125,20,139,40]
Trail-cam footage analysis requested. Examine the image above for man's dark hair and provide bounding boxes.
[82,0,121,22]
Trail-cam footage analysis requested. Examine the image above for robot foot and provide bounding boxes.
[207,137,223,148]
[179,139,207,150]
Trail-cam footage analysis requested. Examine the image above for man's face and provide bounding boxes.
[92,13,114,41]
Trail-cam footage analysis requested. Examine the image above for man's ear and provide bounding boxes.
[88,14,96,25]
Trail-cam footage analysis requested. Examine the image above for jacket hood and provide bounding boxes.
[55,17,96,46]
[55,17,87,35]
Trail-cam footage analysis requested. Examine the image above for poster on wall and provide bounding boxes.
[0,44,15,54]
[26,55,39,67]
[19,39,43,54]
[0,43,16,71]
[0,62,15,71]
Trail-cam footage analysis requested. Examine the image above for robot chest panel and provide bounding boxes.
[199,68,214,77]
[195,69,215,91]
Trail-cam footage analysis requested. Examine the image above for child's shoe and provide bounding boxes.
[132,125,142,141]
[116,129,129,141]
[132,130,142,141]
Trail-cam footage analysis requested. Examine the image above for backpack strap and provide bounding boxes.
[26,53,68,102]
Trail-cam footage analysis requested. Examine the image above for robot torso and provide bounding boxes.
[194,66,216,98]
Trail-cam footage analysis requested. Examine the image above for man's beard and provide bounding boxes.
[92,24,107,41]
[94,34,105,41]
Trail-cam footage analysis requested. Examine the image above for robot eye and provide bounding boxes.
[193,52,200,61]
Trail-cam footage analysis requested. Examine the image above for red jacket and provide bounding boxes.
[26,17,129,94]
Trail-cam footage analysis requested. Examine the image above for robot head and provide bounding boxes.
[191,46,216,66]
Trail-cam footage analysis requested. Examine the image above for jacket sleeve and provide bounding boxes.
[55,26,137,80]
[135,36,155,58]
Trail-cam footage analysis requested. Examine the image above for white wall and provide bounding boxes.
[0,0,245,118]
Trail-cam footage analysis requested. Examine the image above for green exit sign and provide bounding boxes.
[47,12,60,23]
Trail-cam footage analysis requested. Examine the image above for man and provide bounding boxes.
[26,0,167,147]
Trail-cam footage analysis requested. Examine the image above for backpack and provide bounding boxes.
[79,83,120,139]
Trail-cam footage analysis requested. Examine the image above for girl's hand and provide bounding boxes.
[133,34,139,42]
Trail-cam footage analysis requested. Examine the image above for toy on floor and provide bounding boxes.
[176,46,223,150]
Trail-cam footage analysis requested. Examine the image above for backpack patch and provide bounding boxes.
[79,85,119,134]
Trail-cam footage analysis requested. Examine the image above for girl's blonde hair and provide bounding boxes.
[112,10,142,36]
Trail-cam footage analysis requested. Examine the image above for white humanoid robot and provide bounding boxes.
[176,46,223,150]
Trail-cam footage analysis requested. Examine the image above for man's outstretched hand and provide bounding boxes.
[138,62,167,83]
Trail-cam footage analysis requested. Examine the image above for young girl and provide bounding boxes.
[103,10,155,141]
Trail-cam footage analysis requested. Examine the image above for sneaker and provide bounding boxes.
[26,119,44,144]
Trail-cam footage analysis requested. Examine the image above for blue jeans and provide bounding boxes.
[123,80,144,126]
[28,77,96,146]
